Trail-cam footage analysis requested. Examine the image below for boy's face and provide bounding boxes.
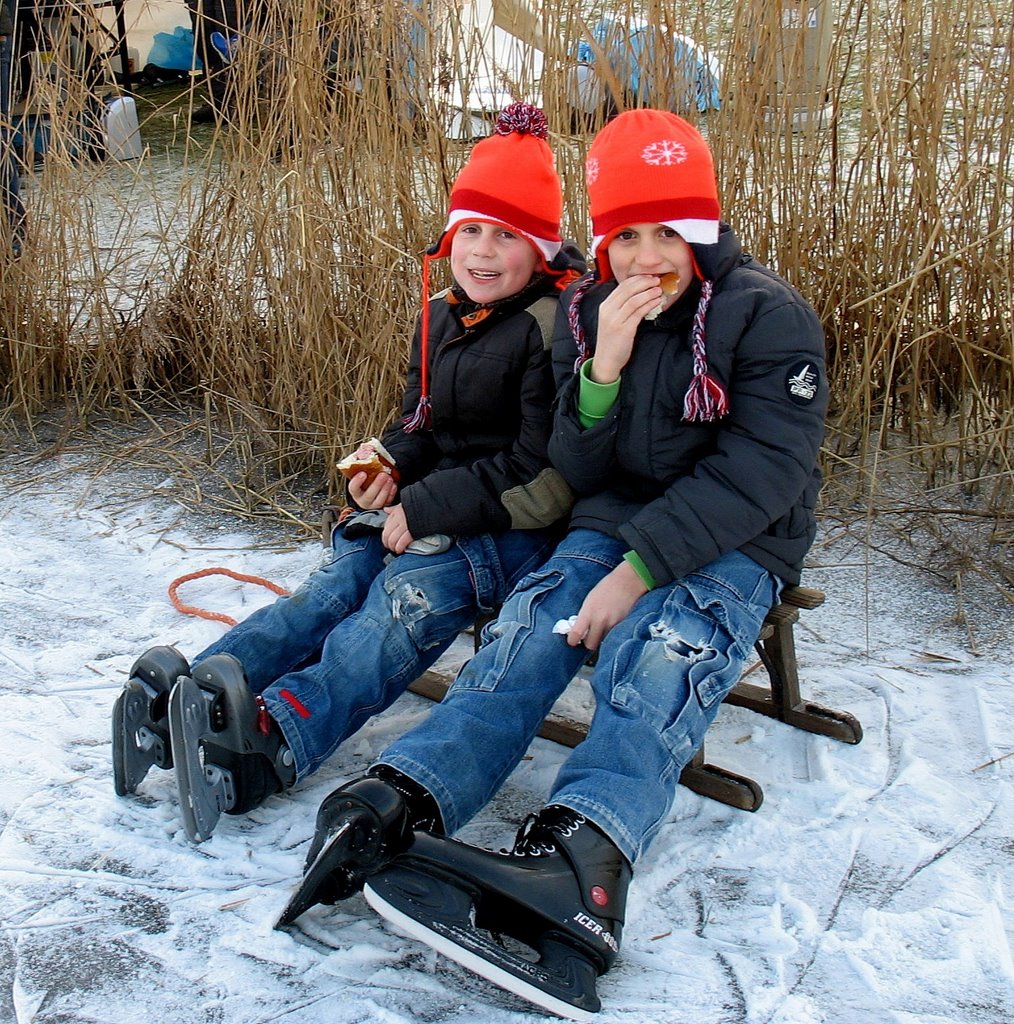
[606,223,694,312]
[450,222,539,304]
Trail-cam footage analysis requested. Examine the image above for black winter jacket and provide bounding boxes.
[378,258,584,539]
[549,225,827,586]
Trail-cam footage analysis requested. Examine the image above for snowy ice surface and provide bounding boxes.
[0,451,1011,1024]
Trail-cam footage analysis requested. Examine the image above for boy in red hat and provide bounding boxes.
[111,103,584,844]
[281,109,828,1019]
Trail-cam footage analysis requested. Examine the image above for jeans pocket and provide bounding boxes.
[682,562,775,652]
[460,567,570,692]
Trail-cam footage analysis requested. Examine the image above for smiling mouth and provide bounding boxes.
[469,270,500,280]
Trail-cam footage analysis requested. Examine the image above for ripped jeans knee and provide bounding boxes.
[610,610,740,765]
[601,560,774,765]
[380,557,477,652]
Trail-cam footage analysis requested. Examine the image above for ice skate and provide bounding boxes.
[276,767,442,928]
[167,654,296,842]
[363,806,631,1021]
[112,646,190,796]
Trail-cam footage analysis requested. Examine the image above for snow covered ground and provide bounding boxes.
[0,440,1011,1024]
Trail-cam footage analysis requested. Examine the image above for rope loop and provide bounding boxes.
[168,567,291,627]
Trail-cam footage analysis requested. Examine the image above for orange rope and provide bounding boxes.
[168,567,291,626]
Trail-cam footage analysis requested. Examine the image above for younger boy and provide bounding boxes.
[112,103,583,843]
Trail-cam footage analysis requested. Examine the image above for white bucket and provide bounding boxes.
[103,96,143,161]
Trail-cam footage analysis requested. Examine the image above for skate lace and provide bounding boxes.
[510,806,586,857]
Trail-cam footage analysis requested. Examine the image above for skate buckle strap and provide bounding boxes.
[255,695,272,737]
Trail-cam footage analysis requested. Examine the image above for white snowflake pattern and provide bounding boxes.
[585,157,600,185]
[642,139,689,166]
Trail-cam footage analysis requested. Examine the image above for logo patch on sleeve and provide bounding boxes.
[785,361,820,404]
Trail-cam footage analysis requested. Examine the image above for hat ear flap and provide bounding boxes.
[404,253,436,433]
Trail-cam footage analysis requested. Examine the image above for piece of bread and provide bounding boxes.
[644,271,681,320]
[337,438,400,485]
[659,271,681,295]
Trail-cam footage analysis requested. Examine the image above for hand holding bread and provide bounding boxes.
[338,438,400,510]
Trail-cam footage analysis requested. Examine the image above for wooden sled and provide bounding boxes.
[321,509,863,812]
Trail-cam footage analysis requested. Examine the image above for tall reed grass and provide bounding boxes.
[0,0,1010,518]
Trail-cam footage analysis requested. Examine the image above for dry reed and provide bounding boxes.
[0,0,1010,527]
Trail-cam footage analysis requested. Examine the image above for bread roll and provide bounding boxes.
[644,271,681,320]
[337,438,400,486]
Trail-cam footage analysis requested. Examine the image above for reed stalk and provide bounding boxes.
[0,0,1009,523]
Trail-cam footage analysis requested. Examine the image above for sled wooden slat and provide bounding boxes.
[407,584,863,813]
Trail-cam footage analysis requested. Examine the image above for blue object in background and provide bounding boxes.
[148,26,200,72]
[210,30,238,63]
[577,17,722,113]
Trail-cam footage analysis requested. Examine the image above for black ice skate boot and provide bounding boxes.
[167,654,296,843]
[363,805,632,1021]
[275,765,442,928]
[112,646,190,797]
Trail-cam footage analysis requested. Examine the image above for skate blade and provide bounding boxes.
[275,821,353,928]
[364,871,599,1022]
[168,677,234,843]
[112,679,169,797]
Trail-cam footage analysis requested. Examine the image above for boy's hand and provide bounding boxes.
[567,560,649,651]
[381,504,416,555]
[349,470,398,510]
[591,276,663,384]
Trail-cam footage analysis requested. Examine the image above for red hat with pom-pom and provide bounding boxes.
[405,103,565,433]
[428,102,563,268]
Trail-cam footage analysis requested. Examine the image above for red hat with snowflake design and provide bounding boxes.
[569,110,728,422]
[586,109,720,280]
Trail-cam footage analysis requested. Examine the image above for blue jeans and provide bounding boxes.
[196,527,559,779]
[378,529,778,864]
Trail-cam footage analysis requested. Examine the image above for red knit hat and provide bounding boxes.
[428,102,563,268]
[585,108,720,281]
[405,103,565,433]
[570,109,728,423]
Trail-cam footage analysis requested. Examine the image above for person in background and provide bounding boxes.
[186,0,241,122]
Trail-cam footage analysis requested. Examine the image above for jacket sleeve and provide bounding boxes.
[339,312,439,510]
[400,314,574,537]
[621,295,828,587]
[548,285,624,495]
